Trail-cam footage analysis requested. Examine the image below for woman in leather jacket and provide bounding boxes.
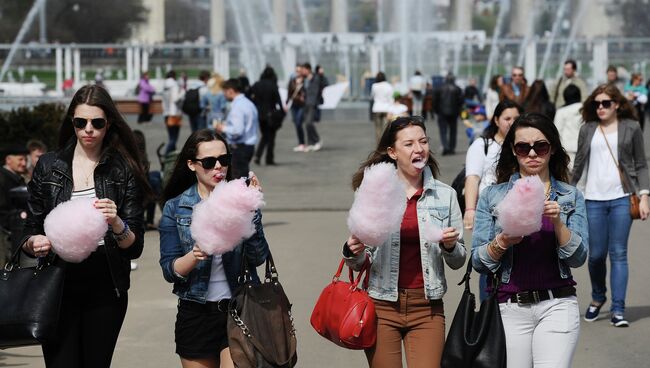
[20,85,150,368]
[159,129,269,368]
[344,116,466,368]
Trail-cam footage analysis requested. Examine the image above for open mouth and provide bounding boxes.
[213,172,226,181]
[412,157,426,169]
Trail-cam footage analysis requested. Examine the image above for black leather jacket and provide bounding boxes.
[21,139,145,295]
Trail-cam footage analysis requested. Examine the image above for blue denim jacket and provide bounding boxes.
[345,167,467,302]
[159,184,269,303]
[471,173,588,283]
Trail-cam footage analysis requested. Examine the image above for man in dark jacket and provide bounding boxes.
[301,63,324,151]
[0,144,29,265]
[433,74,464,155]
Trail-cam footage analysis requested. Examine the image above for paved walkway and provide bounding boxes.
[2,108,650,367]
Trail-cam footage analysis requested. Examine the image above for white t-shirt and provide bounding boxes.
[585,129,626,201]
[465,138,502,193]
[409,75,425,93]
[371,81,394,113]
[71,187,105,246]
[206,254,232,302]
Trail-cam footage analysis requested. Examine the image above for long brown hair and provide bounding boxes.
[351,116,439,190]
[59,85,153,200]
[162,129,233,203]
[581,84,638,122]
[495,113,570,183]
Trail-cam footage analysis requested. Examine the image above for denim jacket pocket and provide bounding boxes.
[176,216,194,248]
[427,206,450,227]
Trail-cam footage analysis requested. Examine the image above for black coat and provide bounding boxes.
[251,79,282,120]
[21,138,145,294]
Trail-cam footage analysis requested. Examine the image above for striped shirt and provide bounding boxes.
[71,187,105,246]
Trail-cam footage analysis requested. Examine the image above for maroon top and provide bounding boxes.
[399,188,425,289]
[488,217,576,303]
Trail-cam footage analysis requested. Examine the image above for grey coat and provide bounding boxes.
[570,119,650,195]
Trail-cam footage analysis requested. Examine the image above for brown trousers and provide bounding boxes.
[365,288,445,368]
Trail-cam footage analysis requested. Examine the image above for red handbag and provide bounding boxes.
[310,257,376,350]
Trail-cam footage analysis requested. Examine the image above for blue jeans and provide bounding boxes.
[291,106,305,145]
[586,196,632,315]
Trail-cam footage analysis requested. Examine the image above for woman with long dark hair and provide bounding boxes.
[20,84,150,367]
[571,84,650,327]
[345,116,466,367]
[251,66,283,166]
[524,80,556,120]
[159,129,269,368]
[472,113,588,367]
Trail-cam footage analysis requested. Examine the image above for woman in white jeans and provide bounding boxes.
[471,113,588,368]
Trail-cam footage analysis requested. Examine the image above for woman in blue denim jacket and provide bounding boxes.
[345,116,466,368]
[159,129,269,368]
[471,113,588,368]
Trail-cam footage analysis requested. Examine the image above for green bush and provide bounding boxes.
[0,103,66,150]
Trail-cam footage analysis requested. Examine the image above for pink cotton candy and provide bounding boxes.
[191,178,265,255]
[347,162,407,247]
[44,198,108,263]
[496,175,546,237]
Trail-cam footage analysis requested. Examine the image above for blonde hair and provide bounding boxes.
[208,73,225,94]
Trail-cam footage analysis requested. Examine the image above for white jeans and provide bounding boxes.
[499,296,580,368]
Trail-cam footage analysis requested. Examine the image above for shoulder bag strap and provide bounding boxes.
[599,125,633,194]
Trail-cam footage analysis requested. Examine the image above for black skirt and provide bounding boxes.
[175,298,229,359]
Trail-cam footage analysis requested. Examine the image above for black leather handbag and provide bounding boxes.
[0,247,65,348]
[441,261,507,368]
[227,250,297,368]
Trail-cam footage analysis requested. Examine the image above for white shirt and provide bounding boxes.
[485,88,500,120]
[465,138,502,193]
[554,103,583,154]
[206,254,232,302]
[162,78,183,117]
[585,129,626,200]
[71,187,105,246]
[409,75,425,92]
[371,81,394,113]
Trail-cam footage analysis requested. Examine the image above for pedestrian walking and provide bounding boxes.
[344,116,466,368]
[571,84,650,327]
[159,129,269,368]
[500,66,529,105]
[550,59,588,109]
[370,72,394,143]
[433,74,464,155]
[301,63,324,152]
[553,84,583,168]
[251,66,283,166]
[20,84,150,367]
[472,112,588,368]
[162,70,184,155]
[215,79,259,179]
[137,71,156,124]
[287,64,306,152]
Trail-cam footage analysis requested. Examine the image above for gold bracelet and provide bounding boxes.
[490,239,506,256]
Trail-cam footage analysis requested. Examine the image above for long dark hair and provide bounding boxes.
[495,112,570,183]
[581,83,638,122]
[482,100,523,139]
[162,129,233,203]
[351,116,439,190]
[59,84,152,199]
[523,80,551,113]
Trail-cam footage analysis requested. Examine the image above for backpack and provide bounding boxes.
[451,137,489,215]
[181,87,201,116]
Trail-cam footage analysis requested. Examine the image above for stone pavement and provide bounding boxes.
[2,107,650,367]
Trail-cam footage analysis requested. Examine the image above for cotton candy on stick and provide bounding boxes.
[495,175,546,237]
[191,178,265,255]
[347,162,407,247]
[44,198,108,263]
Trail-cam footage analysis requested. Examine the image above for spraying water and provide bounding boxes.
[0,0,47,82]
[538,0,569,79]
[483,0,511,94]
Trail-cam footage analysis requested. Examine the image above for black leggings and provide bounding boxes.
[42,283,128,368]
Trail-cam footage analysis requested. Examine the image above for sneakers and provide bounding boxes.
[292,144,306,152]
[611,314,629,327]
[584,302,604,322]
[306,141,323,152]
[130,261,138,271]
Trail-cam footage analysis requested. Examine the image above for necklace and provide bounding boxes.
[544,182,552,200]
[75,161,98,188]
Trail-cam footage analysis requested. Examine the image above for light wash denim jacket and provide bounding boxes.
[471,173,588,283]
[345,167,467,302]
[159,184,269,303]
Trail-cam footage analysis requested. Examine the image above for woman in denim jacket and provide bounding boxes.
[345,116,466,368]
[159,129,269,368]
[472,113,588,368]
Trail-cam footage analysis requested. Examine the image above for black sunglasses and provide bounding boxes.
[192,154,232,169]
[513,141,551,157]
[591,99,613,109]
[72,117,107,129]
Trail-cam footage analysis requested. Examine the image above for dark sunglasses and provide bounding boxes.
[513,141,551,157]
[591,99,613,109]
[72,117,107,129]
[192,154,232,169]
